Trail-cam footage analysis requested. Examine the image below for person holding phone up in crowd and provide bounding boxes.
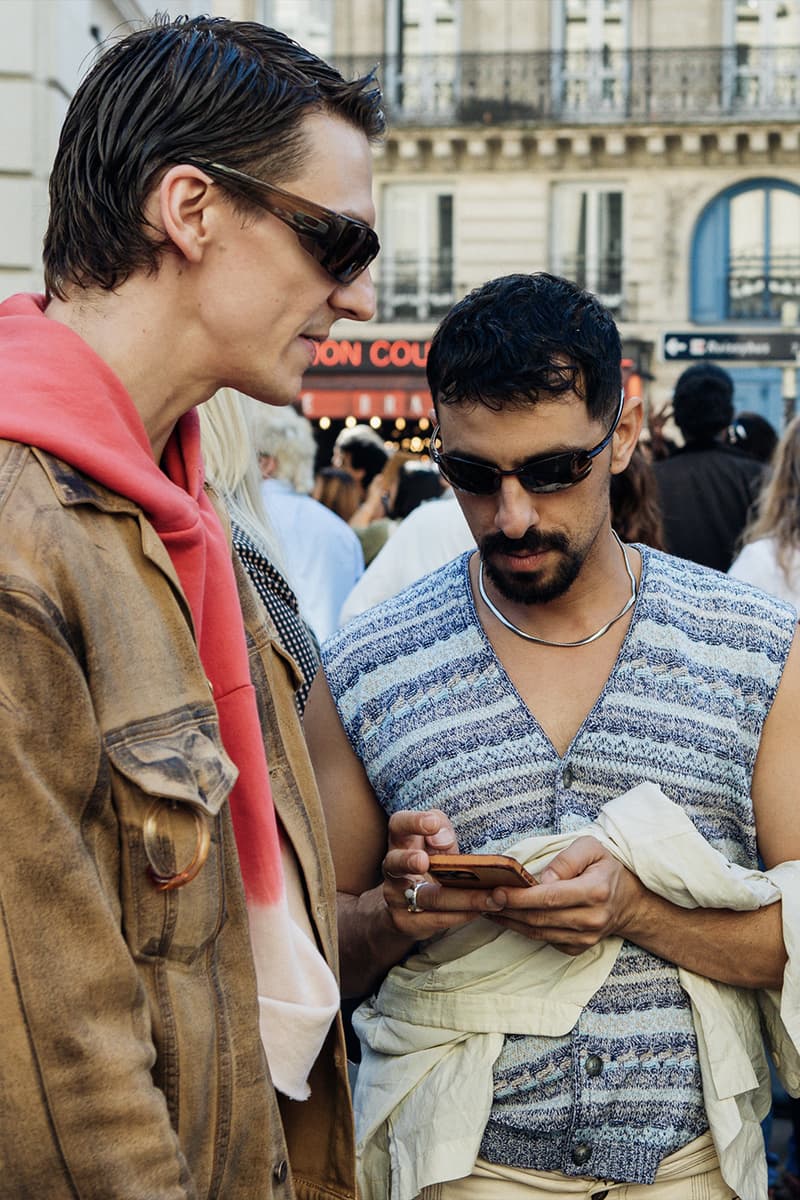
[304,273,800,1200]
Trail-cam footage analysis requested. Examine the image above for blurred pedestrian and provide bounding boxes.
[349,454,446,565]
[726,411,779,465]
[333,423,389,502]
[729,413,800,608]
[391,460,445,519]
[346,447,410,564]
[654,363,764,571]
[610,443,665,549]
[313,465,362,524]
[253,404,364,642]
[341,487,473,622]
[199,389,320,714]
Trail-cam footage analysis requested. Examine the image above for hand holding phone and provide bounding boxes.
[428,853,536,889]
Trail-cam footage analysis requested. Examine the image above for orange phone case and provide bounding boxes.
[428,853,536,889]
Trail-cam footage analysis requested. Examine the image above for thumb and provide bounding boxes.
[539,836,603,883]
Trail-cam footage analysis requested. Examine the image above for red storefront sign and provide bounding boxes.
[300,388,433,419]
[301,338,433,418]
[308,338,431,373]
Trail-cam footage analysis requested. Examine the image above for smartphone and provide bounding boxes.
[427,853,536,889]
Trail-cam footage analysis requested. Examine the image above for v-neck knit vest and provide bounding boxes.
[322,545,796,1184]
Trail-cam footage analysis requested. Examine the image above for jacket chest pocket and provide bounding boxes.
[104,711,239,964]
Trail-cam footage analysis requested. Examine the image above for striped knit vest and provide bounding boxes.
[323,546,796,1183]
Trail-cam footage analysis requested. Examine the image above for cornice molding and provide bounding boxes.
[375,123,800,173]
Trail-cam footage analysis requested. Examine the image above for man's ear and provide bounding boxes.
[610,394,643,475]
[153,164,217,265]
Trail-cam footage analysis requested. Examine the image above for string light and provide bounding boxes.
[344,415,357,428]
[369,415,382,430]
[319,416,331,430]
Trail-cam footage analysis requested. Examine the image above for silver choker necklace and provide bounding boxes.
[477,531,637,648]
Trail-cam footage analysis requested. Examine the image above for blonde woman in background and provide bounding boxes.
[729,414,800,609]
[198,389,319,714]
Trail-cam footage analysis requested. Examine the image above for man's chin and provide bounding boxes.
[485,555,580,606]
[487,564,560,606]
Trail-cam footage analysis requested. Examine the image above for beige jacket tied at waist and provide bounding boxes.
[353,783,800,1200]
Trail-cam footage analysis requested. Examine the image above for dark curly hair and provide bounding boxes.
[672,363,734,442]
[426,272,622,425]
[43,14,384,299]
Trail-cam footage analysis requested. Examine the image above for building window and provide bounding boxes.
[379,185,454,321]
[554,0,629,117]
[551,184,624,312]
[722,0,800,111]
[691,179,800,322]
[385,0,458,119]
[255,0,332,56]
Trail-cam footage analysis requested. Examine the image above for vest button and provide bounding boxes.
[273,1159,288,1183]
[562,763,574,788]
[571,1141,592,1165]
[585,1053,604,1077]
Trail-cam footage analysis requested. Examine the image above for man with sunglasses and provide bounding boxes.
[0,14,383,1199]
[306,273,800,1199]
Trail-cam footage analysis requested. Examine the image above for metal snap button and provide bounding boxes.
[273,1159,288,1183]
[562,763,574,788]
[585,1053,604,1077]
[571,1141,592,1165]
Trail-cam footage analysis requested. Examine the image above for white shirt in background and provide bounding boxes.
[340,491,474,625]
[728,537,800,611]
[261,477,363,643]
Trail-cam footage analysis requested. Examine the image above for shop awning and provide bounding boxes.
[299,387,434,420]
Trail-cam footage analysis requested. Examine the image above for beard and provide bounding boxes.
[480,528,584,604]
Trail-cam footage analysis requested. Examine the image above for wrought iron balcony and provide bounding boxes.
[727,255,800,320]
[376,255,456,322]
[337,45,800,126]
[551,254,625,314]
[375,256,637,323]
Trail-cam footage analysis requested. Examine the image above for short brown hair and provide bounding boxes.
[43,15,384,299]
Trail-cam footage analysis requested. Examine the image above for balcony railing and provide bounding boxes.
[336,45,800,125]
[552,254,624,315]
[375,258,638,323]
[376,255,455,322]
[727,256,800,320]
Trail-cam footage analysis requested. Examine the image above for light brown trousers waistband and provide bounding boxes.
[418,1133,739,1199]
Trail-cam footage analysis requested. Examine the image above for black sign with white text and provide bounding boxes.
[663,331,800,362]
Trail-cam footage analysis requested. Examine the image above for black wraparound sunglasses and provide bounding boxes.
[430,393,624,496]
[190,160,380,286]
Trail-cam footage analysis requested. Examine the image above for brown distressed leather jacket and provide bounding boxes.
[0,442,355,1200]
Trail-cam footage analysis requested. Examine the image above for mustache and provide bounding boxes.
[480,529,569,557]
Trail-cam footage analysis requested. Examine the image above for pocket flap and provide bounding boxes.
[104,710,238,816]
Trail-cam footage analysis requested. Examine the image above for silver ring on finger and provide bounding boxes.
[404,880,425,913]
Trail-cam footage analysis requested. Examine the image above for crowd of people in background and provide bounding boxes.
[246,359,791,659]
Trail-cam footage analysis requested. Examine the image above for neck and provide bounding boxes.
[476,528,640,648]
[45,280,214,462]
